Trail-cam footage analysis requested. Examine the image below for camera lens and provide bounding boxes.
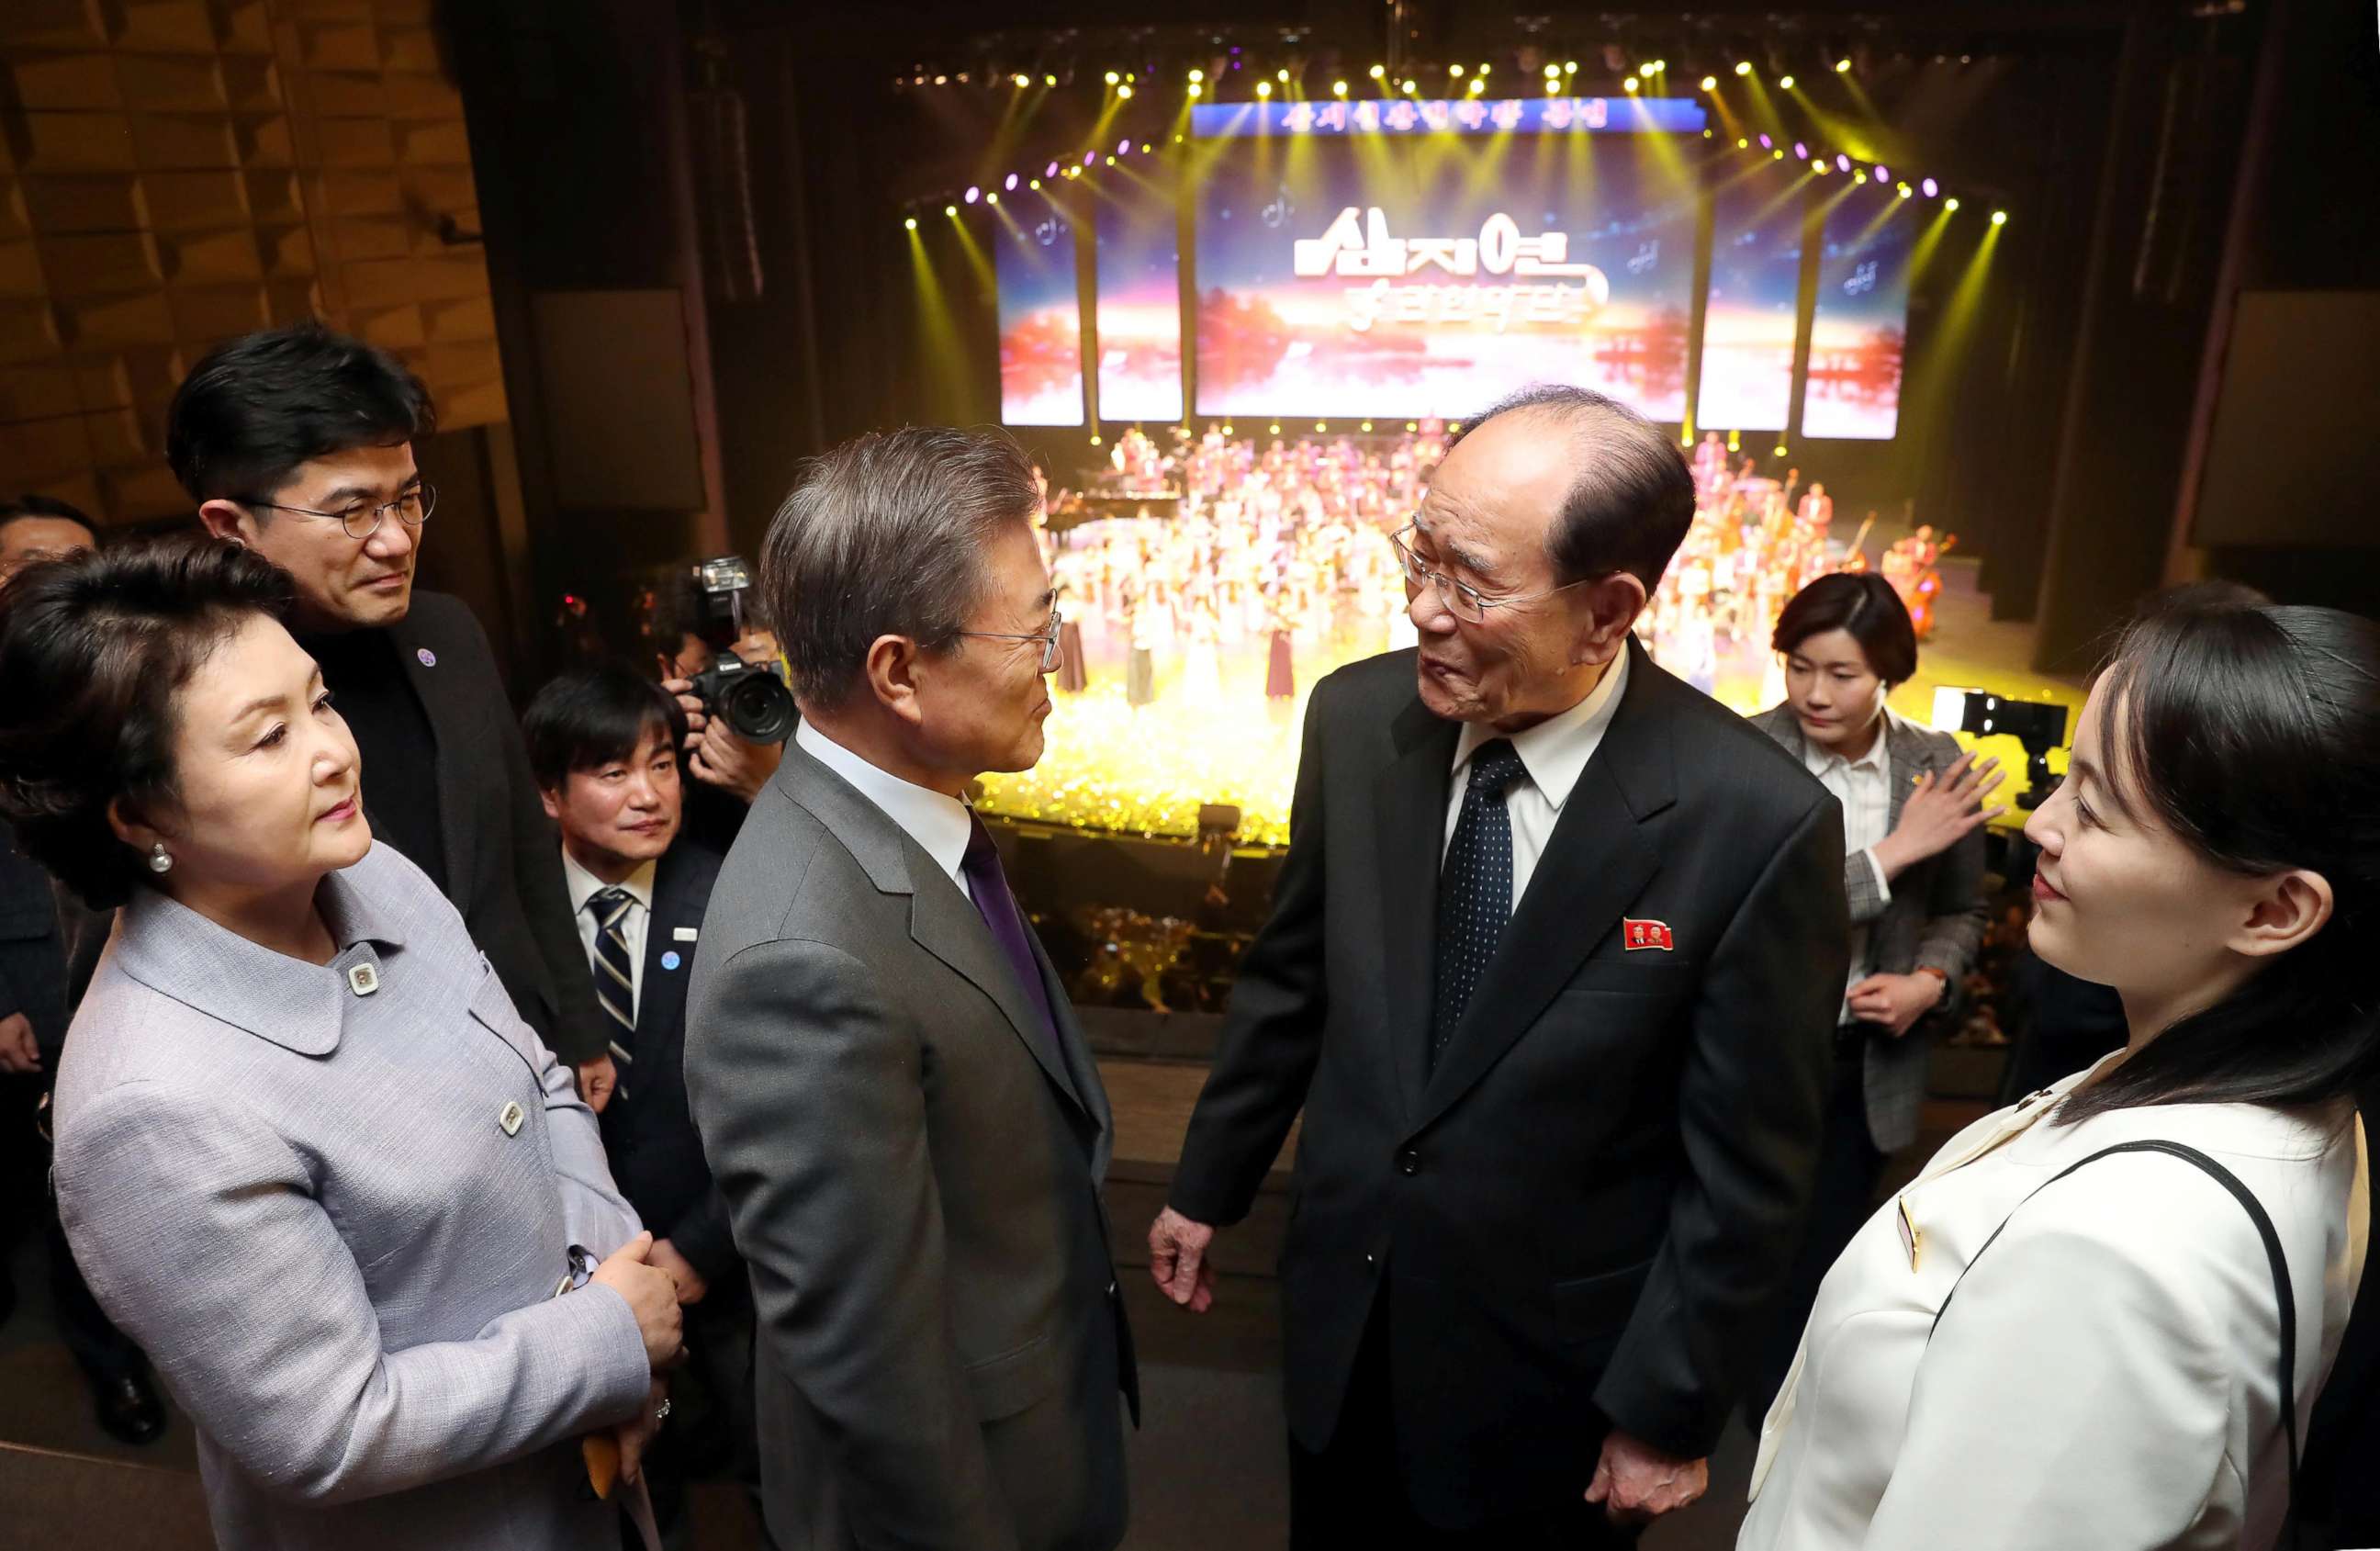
[722,667,798,744]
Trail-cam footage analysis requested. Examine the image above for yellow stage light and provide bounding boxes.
[944,204,957,216]
[1897,183,1911,197]
[904,216,916,230]
[1736,136,1748,148]
[1734,60,1753,76]
[1105,154,1116,164]
[1105,70,1119,84]
[1014,73,1030,88]
[1945,197,1961,211]
[1476,63,1489,76]
[1772,148,1784,159]
[1256,80,1272,97]
[1089,434,1102,446]
[1188,68,1204,83]
[1654,59,1667,72]
[1622,77,1639,93]
[1187,83,1201,97]
[1315,421,1328,432]
[1449,63,1464,76]
[1333,80,1347,96]
[1702,75,1720,91]
[1636,62,1655,78]
[1779,73,1795,89]
[1468,77,1485,95]
[1276,68,1289,82]
[1406,421,1418,431]
[1992,209,2008,225]
[1544,63,1561,79]
[1268,422,1281,434]
[983,192,996,205]
[1836,57,1853,73]
[1773,444,1790,457]
[1029,178,1040,188]
[1361,421,1374,431]
[1221,424,1234,435]
[1117,84,1132,98]
[1369,63,1386,80]
[1044,74,1057,87]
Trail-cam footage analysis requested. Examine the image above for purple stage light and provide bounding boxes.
[1836,153,1850,172]
[1758,133,1772,149]
[1792,140,1807,160]
[1922,176,1939,197]
[963,185,979,203]
[1117,137,1129,153]
[1004,173,1018,191]
[1873,165,1889,183]
[1045,161,1059,177]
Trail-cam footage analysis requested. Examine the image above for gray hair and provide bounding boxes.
[1454,385,1696,592]
[759,425,1040,712]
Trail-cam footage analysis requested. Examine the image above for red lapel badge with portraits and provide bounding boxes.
[1623,919,1675,952]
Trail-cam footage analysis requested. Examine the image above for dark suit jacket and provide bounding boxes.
[376,591,606,1063]
[1748,705,1991,1152]
[684,743,1134,1551]
[0,824,69,1060]
[581,841,738,1286]
[1170,640,1848,1524]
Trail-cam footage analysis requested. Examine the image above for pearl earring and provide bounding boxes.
[147,842,173,875]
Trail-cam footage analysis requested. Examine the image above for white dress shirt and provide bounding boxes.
[562,849,657,1020]
[1742,1056,2368,1551]
[1441,648,1629,911]
[795,720,975,899]
[1802,710,1899,1015]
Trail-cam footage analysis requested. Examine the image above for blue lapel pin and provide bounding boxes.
[660,950,681,972]
[416,647,437,668]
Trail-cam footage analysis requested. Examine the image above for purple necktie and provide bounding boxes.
[961,815,1060,1057]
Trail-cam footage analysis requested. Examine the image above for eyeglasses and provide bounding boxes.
[245,482,437,541]
[1388,522,1598,624]
[956,609,1064,672]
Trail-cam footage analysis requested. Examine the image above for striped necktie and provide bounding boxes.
[587,886,638,1085]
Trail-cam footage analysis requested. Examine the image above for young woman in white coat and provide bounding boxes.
[1742,590,2374,1551]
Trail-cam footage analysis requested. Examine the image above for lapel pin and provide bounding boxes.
[660,950,681,972]
[1622,918,1675,951]
[417,647,437,668]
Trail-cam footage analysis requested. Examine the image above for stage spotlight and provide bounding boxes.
[1221,423,1234,435]
[1477,63,1489,76]
[1567,61,1581,75]
[1622,77,1639,93]
[983,192,996,205]
[1836,57,1853,73]
[1449,63,1464,76]
[1045,73,1057,87]
[1013,73,1029,88]
[1992,209,2008,225]
[943,204,957,216]
[1065,165,1080,177]
[1089,433,1101,446]
[1734,60,1753,76]
[1268,421,1281,433]
[1945,197,1961,211]
[1117,84,1133,97]
[1897,183,1911,197]
[1773,149,1783,159]
[1779,73,1795,89]
[1447,421,1461,433]
[1407,421,1419,431]
[1544,63,1561,80]
[1333,80,1347,96]
[904,216,917,230]
[1004,173,1018,190]
[1792,140,1808,159]
[1276,68,1289,82]
[1140,142,1151,152]
[1922,177,1939,197]
[964,185,979,203]
[1773,443,1790,457]
[1105,70,1119,84]
[1188,68,1204,83]
[1735,137,1748,149]
[1873,165,1889,183]
[1701,75,1720,91]
[1316,421,1328,432]
[1189,82,1202,97]
[1117,137,1129,152]
[1045,161,1058,177]
[1256,80,1272,97]
[1403,79,1418,94]
[1468,78,1485,95]
[934,74,947,85]
[1759,133,1772,148]
[1029,178,1040,189]
[1836,152,1851,171]
[1370,63,1386,80]
[1361,420,1374,431]
[1105,155,1116,165]
[1636,62,1654,78]
[1813,161,1826,174]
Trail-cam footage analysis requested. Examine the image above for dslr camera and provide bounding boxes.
[685,556,798,745]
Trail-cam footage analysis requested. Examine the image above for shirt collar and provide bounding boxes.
[561,847,657,917]
[1451,647,1630,812]
[794,720,974,887]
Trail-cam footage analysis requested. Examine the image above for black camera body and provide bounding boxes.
[685,555,797,744]
[689,648,797,744]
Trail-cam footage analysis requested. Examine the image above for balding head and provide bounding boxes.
[1451,386,1695,594]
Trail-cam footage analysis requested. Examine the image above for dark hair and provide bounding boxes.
[165,320,435,505]
[760,425,1040,711]
[522,665,690,792]
[1455,385,1696,592]
[2056,592,2380,1123]
[0,536,295,907]
[1772,572,1919,686]
[0,493,97,544]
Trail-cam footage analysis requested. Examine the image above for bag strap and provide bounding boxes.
[1928,1139,2300,1549]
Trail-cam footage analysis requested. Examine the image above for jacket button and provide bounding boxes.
[1395,1147,1420,1175]
[1364,1252,1378,1269]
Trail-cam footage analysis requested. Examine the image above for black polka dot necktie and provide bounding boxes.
[1431,739,1528,1069]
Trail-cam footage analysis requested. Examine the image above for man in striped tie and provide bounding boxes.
[526,664,761,1545]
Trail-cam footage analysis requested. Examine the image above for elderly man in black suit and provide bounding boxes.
[0,499,164,1444]
[174,323,613,1096]
[1149,387,1849,1545]
[525,664,757,1545]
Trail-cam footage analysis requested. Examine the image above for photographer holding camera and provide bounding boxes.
[655,558,794,851]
